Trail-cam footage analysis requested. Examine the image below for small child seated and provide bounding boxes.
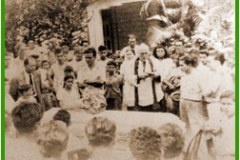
[129,126,161,160]
[15,84,37,106]
[105,61,122,110]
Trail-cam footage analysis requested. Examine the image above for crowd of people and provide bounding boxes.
[5,32,235,160]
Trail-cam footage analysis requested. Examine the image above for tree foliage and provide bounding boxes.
[5,0,93,52]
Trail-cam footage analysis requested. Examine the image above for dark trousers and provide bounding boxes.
[127,106,139,111]
[138,105,153,112]
[106,98,122,110]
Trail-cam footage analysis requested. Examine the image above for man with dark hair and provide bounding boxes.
[81,40,89,52]
[49,48,68,92]
[77,47,106,88]
[120,34,139,58]
[61,41,74,62]
[10,57,44,106]
[98,45,111,66]
[105,60,122,110]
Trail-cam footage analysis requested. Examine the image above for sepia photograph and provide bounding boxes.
[4,0,236,160]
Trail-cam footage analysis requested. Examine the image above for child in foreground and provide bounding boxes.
[15,84,37,106]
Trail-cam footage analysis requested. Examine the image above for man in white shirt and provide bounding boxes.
[97,45,111,67]
[49,48,68,92]
[67,46,85,75]
[120,34,139,58]
[77,47,106,89]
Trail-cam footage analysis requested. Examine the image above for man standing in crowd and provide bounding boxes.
[9,57,43,105]
[23,39,42,60]
[126,44,163,111]
[77,47,106,89]
[61,41,74,62]
[98,45,111,66]
[49,48,68,92]
[81,40,89,52]
[120,34,139,59]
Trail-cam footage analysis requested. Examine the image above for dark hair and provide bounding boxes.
[220,90,235,101]
[60,41,70,47]
[179,55,198,67]
[30,54,40,59]
[55,47,62,55]
[84,47,97,58]
[107,60,117,67]
[129,126,161,160]
[53,109,71,127]
[63,75,74,88]
[18,84,32,94]
[199,49,209,57]
[64,66,74,73]
[85,117,116,147]
[98,45,107,51]
[81,40,89,46]
[41,60,49,67]
[127,34,136,40]
[153,45,168,59]
[11,103,43,134]
[24,57,36,66]
[214,53,225,65]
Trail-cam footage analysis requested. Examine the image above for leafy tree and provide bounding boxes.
[5,0,94,52]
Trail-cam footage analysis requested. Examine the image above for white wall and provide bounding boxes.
[86,0,146,49]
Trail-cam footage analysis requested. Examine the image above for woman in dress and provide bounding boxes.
[56,75,84,110]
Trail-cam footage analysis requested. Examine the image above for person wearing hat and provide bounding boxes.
[120,34,139,59]
[126,43,163,112]
[61,41,74,62]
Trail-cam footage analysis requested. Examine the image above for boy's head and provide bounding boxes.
[98,45,108,60]
[107,61,117,75]
[19,84,33,97]
[129,126,161,160]
[158,123,185,159]
[41,60,50,70]
[220,90,235,117]
[55,47,64,64]
[38,120,69,158]
[53,109,71,127]
[11,103,43,134]
[85,117,116,147]
[64,66,74,77]
[199,49,209,65]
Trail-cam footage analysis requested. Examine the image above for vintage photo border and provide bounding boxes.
[0,0,240,160]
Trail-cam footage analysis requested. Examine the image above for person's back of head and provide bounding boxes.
[11,103,43,134]
[53,109,71,127]
[85,117,116,147]
[129,126,161,160]
[37,120,69,158]
[158,123,185,159]
[18,84,32,96]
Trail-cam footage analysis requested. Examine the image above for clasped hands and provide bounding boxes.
[138,71,159,80]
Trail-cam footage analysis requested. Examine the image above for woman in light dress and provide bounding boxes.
[56,75,84,110]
